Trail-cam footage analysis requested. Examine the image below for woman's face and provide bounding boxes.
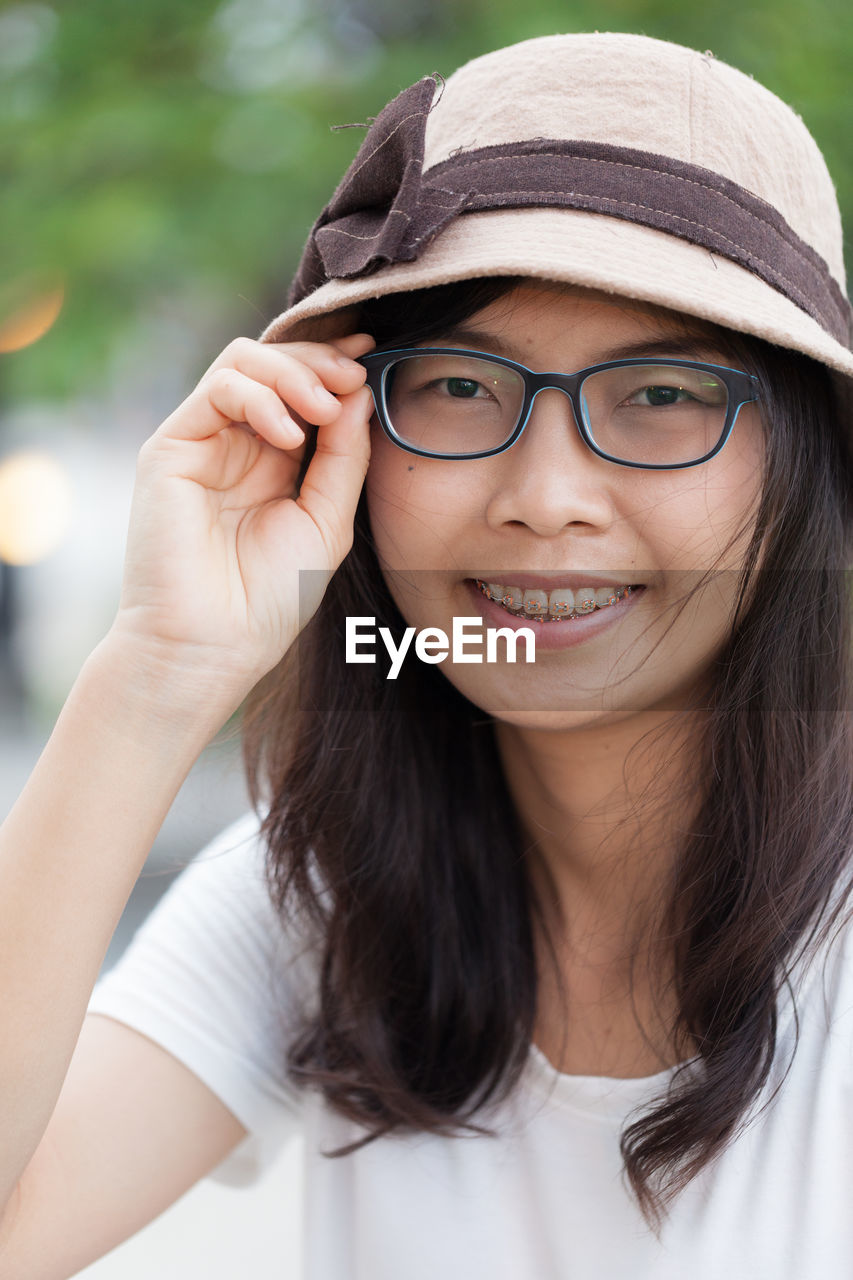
[364,283,765,729]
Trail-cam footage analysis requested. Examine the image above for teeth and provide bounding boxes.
[522,590,549,617]
[549,588,574,619]
[476,580,637,621]
[488,582,523,610]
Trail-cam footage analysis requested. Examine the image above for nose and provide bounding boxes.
[484,387,616,537]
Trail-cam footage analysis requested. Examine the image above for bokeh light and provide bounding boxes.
[0,279,65,354]
[0,450,74,565]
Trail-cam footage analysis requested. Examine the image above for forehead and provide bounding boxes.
[438,281,735,365]
[474,281,717,335]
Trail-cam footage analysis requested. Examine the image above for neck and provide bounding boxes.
[495,710,704,967]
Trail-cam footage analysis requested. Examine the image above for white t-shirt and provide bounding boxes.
[88,812,853,1279]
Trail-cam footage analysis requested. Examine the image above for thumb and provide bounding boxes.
[296,384,374,566]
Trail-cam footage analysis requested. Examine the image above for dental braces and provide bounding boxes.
[474,579,636,621]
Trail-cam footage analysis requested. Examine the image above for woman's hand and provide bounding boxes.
[108,331,375,703]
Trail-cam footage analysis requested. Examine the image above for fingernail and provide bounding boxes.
[280,412,303,439]
[315,385,338,408]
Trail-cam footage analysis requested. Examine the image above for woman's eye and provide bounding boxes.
[443,377,483,398]
[628,384,693,407]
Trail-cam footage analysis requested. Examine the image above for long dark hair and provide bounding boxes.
[243,277,853,1229]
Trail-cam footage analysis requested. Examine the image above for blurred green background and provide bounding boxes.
[2,0,851,404]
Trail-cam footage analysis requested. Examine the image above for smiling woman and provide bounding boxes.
[2,30,853,1280]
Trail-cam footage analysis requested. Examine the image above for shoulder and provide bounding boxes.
[94,809,321,1021]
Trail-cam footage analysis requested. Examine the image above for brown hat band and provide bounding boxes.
[289,77,852,347]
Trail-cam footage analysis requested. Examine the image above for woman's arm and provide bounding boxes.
[0,1014,249,1280]
[0,634,244,1220]
[0,332,374,1271]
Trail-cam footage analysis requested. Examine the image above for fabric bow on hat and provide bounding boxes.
[288,77,468,307]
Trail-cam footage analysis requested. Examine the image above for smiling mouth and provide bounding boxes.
[473,578,643,621]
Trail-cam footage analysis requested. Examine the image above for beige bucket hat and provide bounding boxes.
[260,32,853,380]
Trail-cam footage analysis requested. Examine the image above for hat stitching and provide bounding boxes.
[428,151,832,278]
[319,196,465,243]
[401,191,817,319]
[341,106,431,188]
[417,143,849,336]
[325,209,411,237]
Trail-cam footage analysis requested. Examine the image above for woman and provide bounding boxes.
[2,31,853,1277]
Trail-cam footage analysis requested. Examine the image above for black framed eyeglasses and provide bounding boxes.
[358,346,760,469]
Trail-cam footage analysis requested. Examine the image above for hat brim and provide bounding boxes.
[260,207,853,381]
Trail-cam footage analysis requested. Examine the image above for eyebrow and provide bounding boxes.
[423,324,728,366]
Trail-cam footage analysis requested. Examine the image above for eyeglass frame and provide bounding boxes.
[358,346,761,470]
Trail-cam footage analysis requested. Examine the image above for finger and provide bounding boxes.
[204,335,374,402]
[205,345,347,424]
[276,331,376,362]
[158,366,314,447]
[296,385,374,561]
[156,366,306,450]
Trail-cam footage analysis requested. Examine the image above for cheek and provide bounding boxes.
[637,433,764,568]
[365,435,481,567]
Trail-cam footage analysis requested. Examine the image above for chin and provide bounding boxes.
[438,663,711,732]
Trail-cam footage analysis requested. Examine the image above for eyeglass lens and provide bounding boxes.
[383,353,730,464]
